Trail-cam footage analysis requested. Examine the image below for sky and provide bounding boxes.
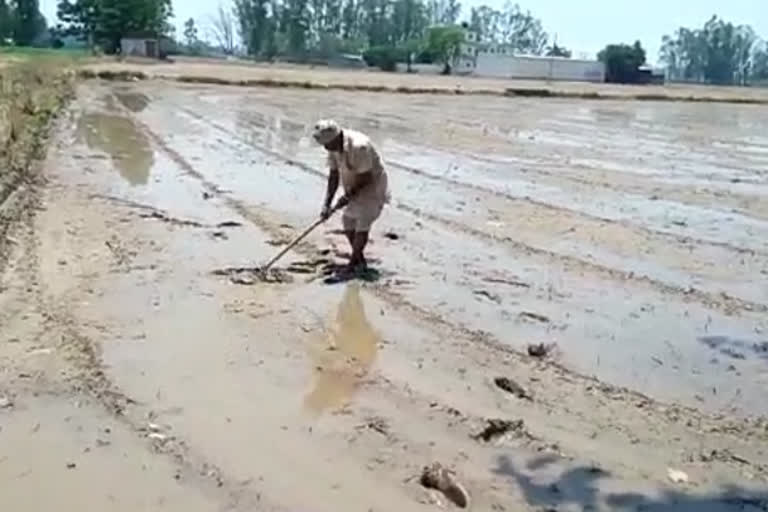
[40,0,766,65]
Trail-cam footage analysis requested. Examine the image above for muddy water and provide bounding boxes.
[77,112,153,185]
[304,283,380,413]
[103,82,768,415]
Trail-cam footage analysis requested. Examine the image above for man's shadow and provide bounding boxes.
[321,261,382,285]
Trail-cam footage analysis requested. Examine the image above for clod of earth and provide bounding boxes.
[384,232,400,240]
[216,221,242,228]
[285,258,332,274]
[0,395,13,408]
[420,462,470,509]
[494,377,533,400]
[472,418,525,442]
[211,267,294,285]
[482,276,531,288]
[357,416,390,436]
[519,311,551,323]
[527,343,553,358]
[473,289,502,304]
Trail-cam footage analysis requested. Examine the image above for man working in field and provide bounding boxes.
[313,119,389,274]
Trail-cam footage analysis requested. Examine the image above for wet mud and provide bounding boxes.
[127,82,768,414]
[3,78,768,512]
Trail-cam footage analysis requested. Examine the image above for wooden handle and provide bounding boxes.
[260,202,343,273]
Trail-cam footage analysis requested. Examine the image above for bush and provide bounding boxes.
[363,46,406,71]
[598,41,647,84]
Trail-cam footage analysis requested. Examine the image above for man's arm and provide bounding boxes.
[321,167,340,218]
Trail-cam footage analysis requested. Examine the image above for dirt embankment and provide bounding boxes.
[79,59,768,105]
[0,63,75,267]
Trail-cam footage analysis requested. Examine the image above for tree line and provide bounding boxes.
[189,0,569,70]
[660,15,768,85]
[6,0,768,87]
[0,0,47,46]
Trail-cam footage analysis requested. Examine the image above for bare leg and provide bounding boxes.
[350,231,369,269]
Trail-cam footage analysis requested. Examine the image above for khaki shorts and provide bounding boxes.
[342,202,384,232]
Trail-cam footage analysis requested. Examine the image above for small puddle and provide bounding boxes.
[77,113,154,185]
[304,283,379,413]
[115,91,151,113]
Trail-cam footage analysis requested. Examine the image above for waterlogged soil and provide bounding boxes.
[1,80,767,511]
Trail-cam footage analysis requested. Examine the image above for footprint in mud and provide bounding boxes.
[420,462,470,508]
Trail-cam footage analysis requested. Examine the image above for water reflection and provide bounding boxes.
[76,113,154,186]
[304,283,379,414]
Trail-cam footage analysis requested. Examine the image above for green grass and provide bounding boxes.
[0,46,89,66]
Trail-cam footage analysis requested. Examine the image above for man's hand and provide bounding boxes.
[334,195,350,210]
[320,203,332,220]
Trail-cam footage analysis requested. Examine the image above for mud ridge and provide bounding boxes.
[172,104,768,317]
[78,70,768,106]
[178,99,768,257]
[458,151,768,222]
[385,159,765,258]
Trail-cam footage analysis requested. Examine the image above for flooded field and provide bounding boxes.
[2,78,767,511]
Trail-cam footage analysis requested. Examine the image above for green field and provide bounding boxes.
[0,46,89,66]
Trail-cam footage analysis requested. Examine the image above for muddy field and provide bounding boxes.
[1,76,768,511]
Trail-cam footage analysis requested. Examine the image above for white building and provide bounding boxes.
[456,29,605,83]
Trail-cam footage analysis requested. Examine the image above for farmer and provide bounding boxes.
[313,119,389,273]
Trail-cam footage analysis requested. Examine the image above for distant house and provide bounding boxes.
[120,32,173,59]
[455,28,606,82]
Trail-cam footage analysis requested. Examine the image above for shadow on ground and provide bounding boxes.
[493,454,768,511]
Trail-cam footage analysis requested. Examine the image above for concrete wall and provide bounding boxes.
[395,63,443,74]
[121,38,159,58]
[475,55,605,82]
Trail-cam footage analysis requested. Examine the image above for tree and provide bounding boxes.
[752,41,768,82]
[598,40,646,83]
[442,0,459,24]
[659,16,760,85]
[283,0,310,54]
[340,0,360,39]
[11,0,47,45]
[233,0,271,57]
[0,0,13,41]
[467,3,548,55]
[545,42,571,58]
[425,24,463,74]
[57,0,172,53]
[209,3,236,54]
[183,17,197,46]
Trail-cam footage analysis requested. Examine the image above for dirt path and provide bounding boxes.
[1,80,767,511]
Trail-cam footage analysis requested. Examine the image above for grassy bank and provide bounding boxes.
[0,60,76,263]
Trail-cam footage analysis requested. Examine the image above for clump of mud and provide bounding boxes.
[211,267,293,285]
[471,418,525,442]
[420,462,470,508]
[494,376,533,401]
